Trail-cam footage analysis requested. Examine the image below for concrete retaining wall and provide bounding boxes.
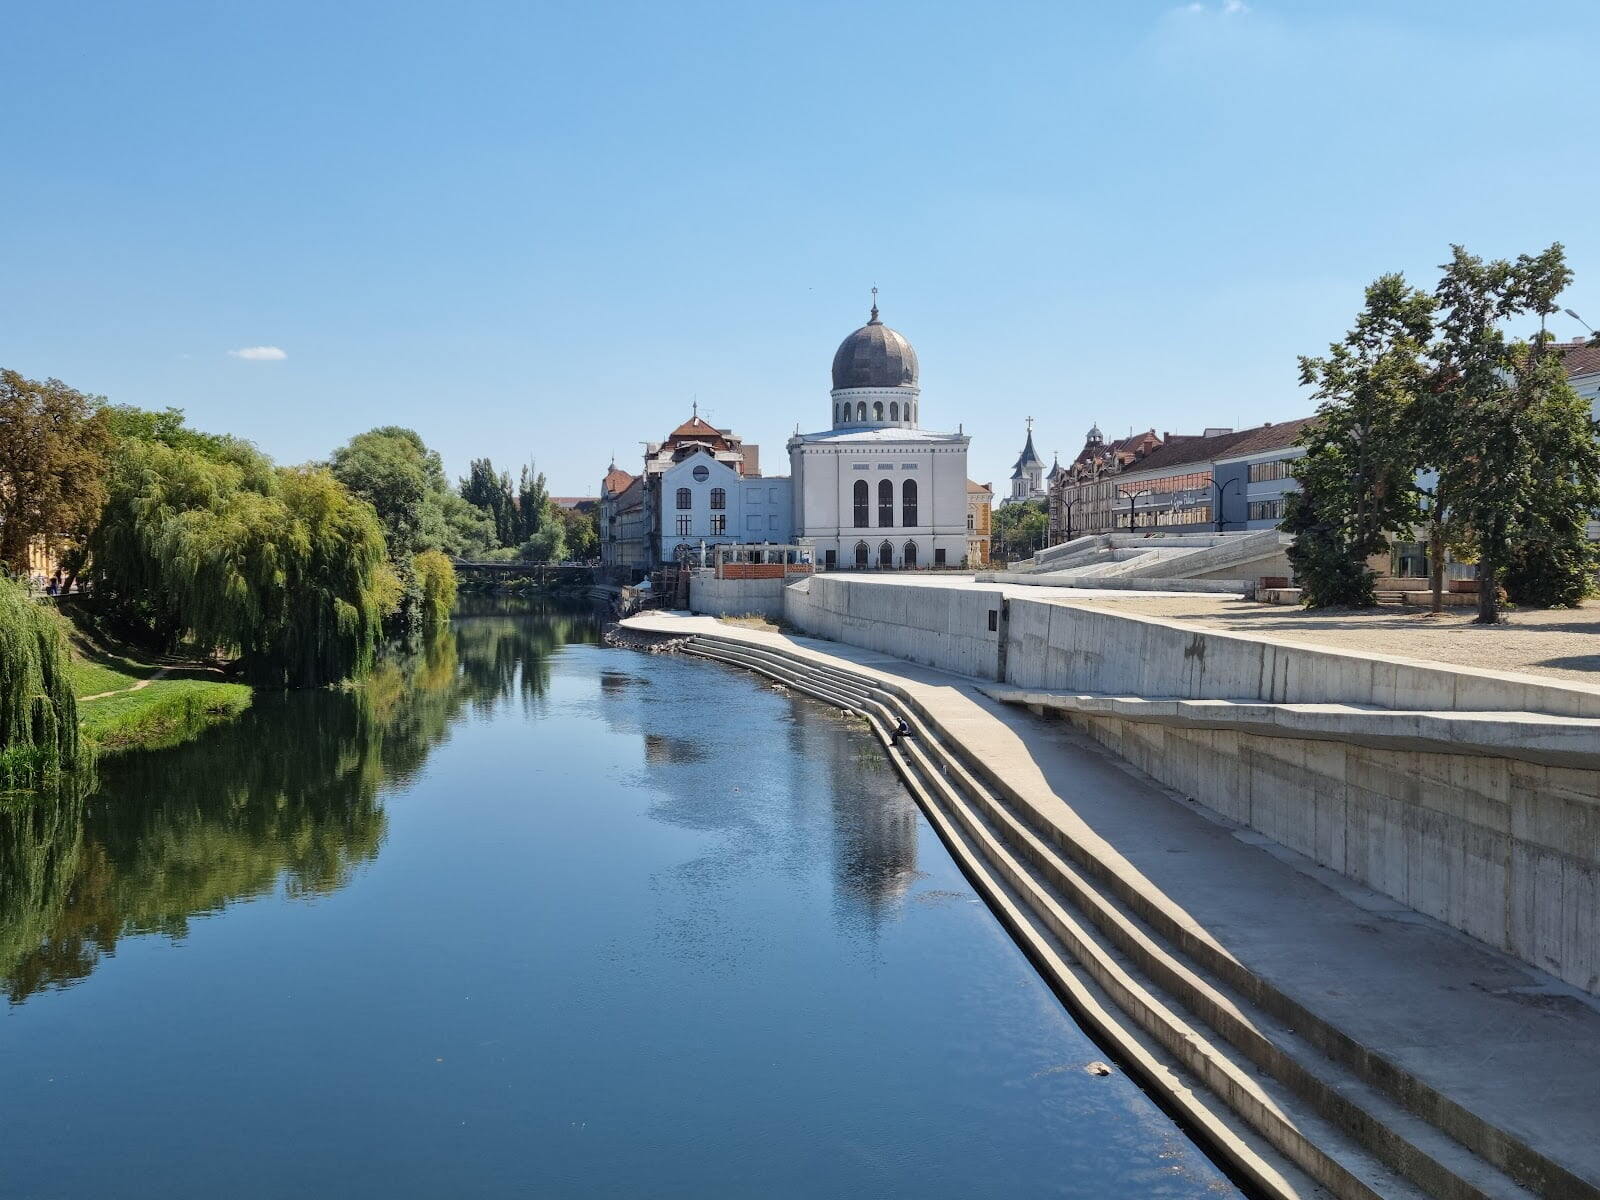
[783,574,1005,679]
[776,574,1600,992]
[687,572,786,620]
[1068,714,1600,994]
[1004,599,1600,719]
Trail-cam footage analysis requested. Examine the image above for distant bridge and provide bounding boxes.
[451,561,597,587]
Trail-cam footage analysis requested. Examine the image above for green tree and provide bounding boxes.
[520,520,566,563]
[516,463,550,544]
[413,549,458,631]
[992,499,1047,563]
[460,458,517,547]
[0,575,85,788]
[329,427,468,629]
[1287,274,1434,607]
[1428,243,1598,622]
[88,425,389,686]
[552,505,598,561]
[0,371,113,573]
[328,427,441,557]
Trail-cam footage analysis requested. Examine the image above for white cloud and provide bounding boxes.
[1176,0,1249,13]
[228,345,287,361]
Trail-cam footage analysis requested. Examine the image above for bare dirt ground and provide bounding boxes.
[1073,594,1600,685]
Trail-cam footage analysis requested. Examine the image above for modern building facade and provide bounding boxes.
[1210,418,1315,530]
[788,298,971,569]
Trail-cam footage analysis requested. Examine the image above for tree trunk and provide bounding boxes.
[1476,517,1504,624]
[1428,522,1445,616]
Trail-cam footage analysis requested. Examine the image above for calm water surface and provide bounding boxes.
[1,601,1237,1198]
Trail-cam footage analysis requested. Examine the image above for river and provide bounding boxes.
[1,600,1237,1198]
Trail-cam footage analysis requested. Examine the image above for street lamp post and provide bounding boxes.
[1116,484,1153,532]
[1214,476,1244,532]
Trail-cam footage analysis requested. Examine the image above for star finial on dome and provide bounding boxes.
[869,285,880,325]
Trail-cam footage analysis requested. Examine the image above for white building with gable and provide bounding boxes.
[788,296,971,569]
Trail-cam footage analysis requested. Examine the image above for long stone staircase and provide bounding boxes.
[672,629,1589,1200]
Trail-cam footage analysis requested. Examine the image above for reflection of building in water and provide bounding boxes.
[595,651,920,938]
[782,691,920,929]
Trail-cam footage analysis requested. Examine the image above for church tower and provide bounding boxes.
[1009,418,1044,501]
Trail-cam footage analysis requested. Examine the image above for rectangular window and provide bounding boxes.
[710,514,726,534]
[1247,500,1285,522]
[987,609,998,632]
[676,515,691,536]
[825,549,837,568]
[935,548,946,566]
[1249,460,1294,483]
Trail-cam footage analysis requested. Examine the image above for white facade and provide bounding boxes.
[788,304,970,569]
[656,448,792,565]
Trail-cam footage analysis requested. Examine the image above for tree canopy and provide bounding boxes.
[0,371,113,573]
[89,416,391,686]
[1287,273,1435,607]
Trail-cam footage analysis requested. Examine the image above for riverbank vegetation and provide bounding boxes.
[1288,242,1600,620]
[0,366,506,783]
[0,577,83,789]
[457,456,597,563]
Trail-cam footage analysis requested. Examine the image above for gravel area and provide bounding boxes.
[1072,594,1600,685]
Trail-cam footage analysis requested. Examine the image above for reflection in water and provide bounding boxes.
[595,657,921,945]
[0,600,599,1005]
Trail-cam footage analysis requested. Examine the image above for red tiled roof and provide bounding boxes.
[602,467,635,495]
[1556,339,1600,378]
[1210,416,1317,461]
[667,415,727,441]
[1116,425,1272,475]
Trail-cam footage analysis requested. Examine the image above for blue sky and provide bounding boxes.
[5,0,1598,495]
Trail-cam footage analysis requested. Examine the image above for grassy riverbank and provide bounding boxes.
[62,603,251,754]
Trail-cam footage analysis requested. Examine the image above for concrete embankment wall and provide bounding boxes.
[686,572,787,620]
[783,576,1004,679]
[780,574,1600,993]
[1077,714,1600,994]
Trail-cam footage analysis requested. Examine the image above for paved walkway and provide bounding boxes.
[626,611,1600,1189]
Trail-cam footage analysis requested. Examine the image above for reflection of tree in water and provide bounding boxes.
[0,600,599,1004]
[452,595,599,715]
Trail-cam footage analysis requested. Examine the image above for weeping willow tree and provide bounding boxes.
[0,576,86,787]
[87,432,391,687]
[413,549,457,632]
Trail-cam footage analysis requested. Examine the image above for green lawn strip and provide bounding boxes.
[78,677,252,753]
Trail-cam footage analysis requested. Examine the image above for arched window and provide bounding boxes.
[878,540,894,567]
[854,540,869,568]
[853,479,869,528]
[878,478,894,526]
[856,401,867,421]
[675,487,691,510]
[903,540,918,567]
[873,400,884,421]
[889,401,899,421]
[709,487,726,511]
[902,479,918,527]
[839,403,848,423]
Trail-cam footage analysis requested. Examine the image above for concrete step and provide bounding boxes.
[676,634,1562,1200]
